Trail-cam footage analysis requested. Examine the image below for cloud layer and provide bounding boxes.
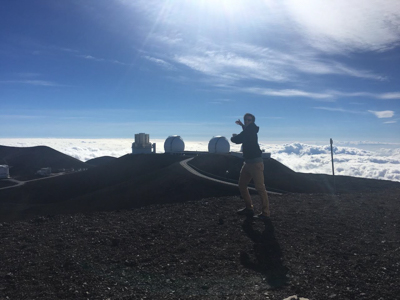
[260,142,400,182]
[1,139,399,183]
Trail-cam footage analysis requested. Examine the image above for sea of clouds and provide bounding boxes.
[1,138,399,182]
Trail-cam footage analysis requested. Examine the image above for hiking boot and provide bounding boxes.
[237,207,254,216]
[254,213,270,221]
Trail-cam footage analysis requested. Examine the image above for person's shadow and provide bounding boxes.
[240,217,288,289]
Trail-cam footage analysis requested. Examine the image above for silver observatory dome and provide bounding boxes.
[164,135,185,153]
[208,136,230,153]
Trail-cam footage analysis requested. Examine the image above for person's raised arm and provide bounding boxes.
[235,119,244,127]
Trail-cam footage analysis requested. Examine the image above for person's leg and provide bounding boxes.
[238,163,254,209]
[248,162,270,216]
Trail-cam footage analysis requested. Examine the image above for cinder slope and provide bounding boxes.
[1,190,399,299]
[85,156,116,166]
[0,154,239,221]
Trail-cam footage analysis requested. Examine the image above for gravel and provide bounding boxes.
[1,189,399,299]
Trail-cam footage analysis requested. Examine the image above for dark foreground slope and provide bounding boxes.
[1,190,399,299]
[0,145,90,180]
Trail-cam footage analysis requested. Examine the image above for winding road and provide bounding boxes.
[0,173,66,190]
[180,157,281,195]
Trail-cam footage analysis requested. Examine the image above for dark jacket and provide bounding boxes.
[230,122,262,160]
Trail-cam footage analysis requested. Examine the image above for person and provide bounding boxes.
[231,113,270,220]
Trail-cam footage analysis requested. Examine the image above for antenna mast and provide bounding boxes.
[330,138,336,193]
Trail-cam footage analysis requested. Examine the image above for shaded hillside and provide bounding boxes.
[85,156,116,166]
[189,154,400,194]
[0,154,239,221]
[0,145,90,180]
[2,153,400,222]
[49,158,240,216]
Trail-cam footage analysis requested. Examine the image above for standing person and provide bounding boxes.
[231,113,270,220]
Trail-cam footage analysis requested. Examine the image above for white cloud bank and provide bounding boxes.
[1,139,399,182]
[259,142,400,183]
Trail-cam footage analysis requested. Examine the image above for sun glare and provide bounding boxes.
[195,0,247,16]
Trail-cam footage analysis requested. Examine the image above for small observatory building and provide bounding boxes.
[132,133,156,154]
[164,135,185,153]
[36,167,52,176]
[0,165,10,179]
[208,136,230,153]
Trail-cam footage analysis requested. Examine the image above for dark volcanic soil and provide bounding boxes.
[1,190,399,299]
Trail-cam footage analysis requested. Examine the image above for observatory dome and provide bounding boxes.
[208,136,230,153]
[164,135,185,153]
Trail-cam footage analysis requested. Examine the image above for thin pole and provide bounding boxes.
[330,138,336,193]
[330,138,335,176]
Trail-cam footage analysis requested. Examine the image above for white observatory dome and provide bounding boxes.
[208,136,230,153]
[164,135,185,153]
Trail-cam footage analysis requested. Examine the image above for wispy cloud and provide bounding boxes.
[152,33,183,45]
[321,90,400,100]
[143,55,175,70]
[314,107,367,114]
[368,110,395,118]
[15,72,41,78]
[332,63,386,81]
[209,98,235,104]
[0,80,62,87]
[240,87,334,100]
[77,54,128,66]
[378,92,400,99]
[330,91,377,98]
[226,86,400,101]
[54,46,80,53]
[173,49,290,83]
[25,43,127,66]
[0,114,46,119]
[231,43,386,80]
[152,39,386,85]
[313,108,397,122]
[79,55,104,62]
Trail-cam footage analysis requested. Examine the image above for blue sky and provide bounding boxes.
[1,0,400,143]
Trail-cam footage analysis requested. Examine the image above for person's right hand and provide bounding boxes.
[235,119,244,126]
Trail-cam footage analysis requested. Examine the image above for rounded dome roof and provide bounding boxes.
[164,135,185,153]
[208,136,230,153]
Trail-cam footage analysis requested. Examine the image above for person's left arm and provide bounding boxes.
[231,128,247,144]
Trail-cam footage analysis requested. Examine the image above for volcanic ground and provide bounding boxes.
[0,147,399,299]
